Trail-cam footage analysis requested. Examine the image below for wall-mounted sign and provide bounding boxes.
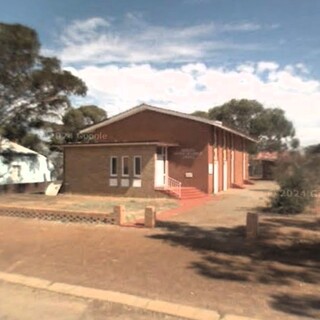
[174,148,201,159]
[185,172,193,178]
[208,164,213,175]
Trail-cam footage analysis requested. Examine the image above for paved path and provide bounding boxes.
[168,181,277,227]
[0,271,257,320]
[0,280,184,320]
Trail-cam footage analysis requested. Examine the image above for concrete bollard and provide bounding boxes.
[246,212,259,239]
[145,206,156,228]
[114,205,125,226]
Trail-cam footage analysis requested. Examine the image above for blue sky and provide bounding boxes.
[1,0,320,145]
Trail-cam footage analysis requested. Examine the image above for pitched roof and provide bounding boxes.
[0,137,39,156]
[79,103,257,142]
[253,152,278,161]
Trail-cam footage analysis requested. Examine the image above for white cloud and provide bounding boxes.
[257,61,279,73]
[51,16,269,64]
[66,61,320,146]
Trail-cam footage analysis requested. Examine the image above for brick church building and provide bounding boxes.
[62,104,256,199]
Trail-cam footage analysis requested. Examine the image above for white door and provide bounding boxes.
[155,148,166,187]
[213,161,219,194]
[243,153,246,180]
[231,150,235,184]
[223,160,228,191]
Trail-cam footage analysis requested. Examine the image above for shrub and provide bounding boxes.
[270,152,319,214]
[270,167,313,214]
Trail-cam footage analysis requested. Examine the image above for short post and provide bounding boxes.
[145,206,156,228]
[246,212,259,239]
[114,205,125,226]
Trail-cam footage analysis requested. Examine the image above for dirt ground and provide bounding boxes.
[0,193,178,221]
[0,181,319,320]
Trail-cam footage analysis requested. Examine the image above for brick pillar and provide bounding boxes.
[145,206,156,228]
[246,212,259,239]
[114,205,125,226]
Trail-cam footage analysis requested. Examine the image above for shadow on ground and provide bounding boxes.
[148,214,320,318]
[270,293,320,319]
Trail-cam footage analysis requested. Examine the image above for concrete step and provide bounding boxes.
[181,187,207,199]
[156,187,208,199]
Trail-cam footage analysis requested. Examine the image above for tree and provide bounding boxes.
[305,143,320,155]
[192,99,297,152]
[209,99,264,134]
[48,105,107,179]
[60,105,107,142]
[191,110,209,119]
[0,23,87,151]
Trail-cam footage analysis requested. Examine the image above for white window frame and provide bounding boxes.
[122,156,129,177]
[133,156,142,177]
[110,156,118,177]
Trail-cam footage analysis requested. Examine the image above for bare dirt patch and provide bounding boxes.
[0,181,319,320]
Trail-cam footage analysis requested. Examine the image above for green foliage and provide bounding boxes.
[305,143,320,155]
[60,105,107,142]
[270,152,320,214]
[191,110,209,119]
[192,99,297,152]
[209,99,264,134]
[0,23,87,151]
[290,138,300,150]
[271,167,312,214]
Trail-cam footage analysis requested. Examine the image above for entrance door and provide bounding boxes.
[213,160,219,194]
[223,160,228,191]
[155,147,166,187]
[231,150,235,184]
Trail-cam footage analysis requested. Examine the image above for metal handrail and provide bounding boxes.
[167,176,182,199]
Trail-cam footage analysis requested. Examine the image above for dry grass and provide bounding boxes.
[0,194,179,221]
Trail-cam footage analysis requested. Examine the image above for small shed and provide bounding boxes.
[0,138,52,186]
[249,152,278,180]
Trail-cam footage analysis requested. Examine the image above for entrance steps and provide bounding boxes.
[157,187,208,200]
[180,187,208,199]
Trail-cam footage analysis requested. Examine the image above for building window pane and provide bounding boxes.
[122,156,129,176]
[110,157,117,176]
[134,156,141,176]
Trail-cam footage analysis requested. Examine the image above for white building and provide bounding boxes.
[0,138,52,185]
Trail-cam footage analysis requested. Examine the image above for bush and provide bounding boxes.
[270,167,313,214]
[270,152,319,214]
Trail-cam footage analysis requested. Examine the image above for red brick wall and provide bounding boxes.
[234,135,245,185]
[93,110,212,193]
[227,132,232,188]
[217,128,224,192]
[65,110,252,195]
[64,145,164,197]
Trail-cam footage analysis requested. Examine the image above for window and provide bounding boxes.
[134,156,142,176]
[110,156,117,176]
[122,156,129,176]
[11,165,21,181]
[156,147,163,155]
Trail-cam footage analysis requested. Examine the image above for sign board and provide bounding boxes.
[174,148,201,159]
[185,172,193,178]
[45,181,63,196]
